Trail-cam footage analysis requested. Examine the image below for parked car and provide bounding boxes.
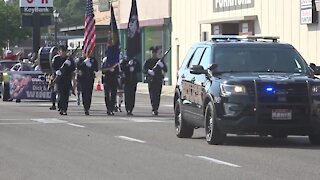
[174,35,320,145]
[0,60,19,100]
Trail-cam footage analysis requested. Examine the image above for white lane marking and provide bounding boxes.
[30,118,67,124]
[185,154,241,168]
[120,118,163,123]
[0,119,30,121]
[67,123,85,128]
[164,104,174,107]
[0,122,40,125]
[115,136,146,143]
[37,103,53,106]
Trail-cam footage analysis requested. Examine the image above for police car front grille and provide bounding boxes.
[256,82,309,104]
[255,82,310,124]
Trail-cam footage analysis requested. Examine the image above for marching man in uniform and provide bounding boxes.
[52,45,76,115]
[143,46,167,116]
[121,53,141,116]
[76,52,98,115]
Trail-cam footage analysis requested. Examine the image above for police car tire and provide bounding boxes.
[205,102,226,145]
[308,134,320,145]
[174,98,194,138]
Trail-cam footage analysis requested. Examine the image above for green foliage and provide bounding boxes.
[0,0,31,48]
[0,0,86,49]
[54,0,86,28]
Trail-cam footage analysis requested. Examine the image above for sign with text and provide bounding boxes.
[19,0,53,8]
[9,71,51,100]
[301,0,318,24]
[213,0,254,12]
[19,0,53,14]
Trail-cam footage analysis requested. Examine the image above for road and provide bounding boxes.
[0,91,320,180]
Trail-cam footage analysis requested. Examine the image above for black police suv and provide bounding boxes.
[174,35,320,145]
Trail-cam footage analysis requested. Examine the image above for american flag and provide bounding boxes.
[83,0,96,57]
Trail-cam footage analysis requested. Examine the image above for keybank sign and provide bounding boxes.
[213,0,254,12]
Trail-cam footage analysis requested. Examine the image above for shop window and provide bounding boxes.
[239,21,254,35]
[143,26,170,84]
[212,24,221,35]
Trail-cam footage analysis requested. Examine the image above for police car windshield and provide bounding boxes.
[214,47,308,74]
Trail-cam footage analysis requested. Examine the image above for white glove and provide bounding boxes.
[102,57,107,63]
[110,68,115,72]
[147,69,155,76]
[65,60,71,66]
[130,66,135,72]
[84,58,92,67]
[55,70,62,76]
[129,60,134,65]
[157,60,164,68]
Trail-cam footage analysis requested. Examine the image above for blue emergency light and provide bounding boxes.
[265,86,275,93]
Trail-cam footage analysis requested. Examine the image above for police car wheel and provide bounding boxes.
[205,102,226,145]
[309,134,320,145]
[174,98,194,138]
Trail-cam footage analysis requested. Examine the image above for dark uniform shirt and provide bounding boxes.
[143,57,168,82]
[76,57,98,81]
[102,58,119,82]
[52,55,75,84]
[121,58,141,84]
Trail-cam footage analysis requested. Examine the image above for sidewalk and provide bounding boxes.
[94,71,175,97]
[136,82,175,97]
[93,82,175,97]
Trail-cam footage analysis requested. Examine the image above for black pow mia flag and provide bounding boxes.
[127,0,141,59]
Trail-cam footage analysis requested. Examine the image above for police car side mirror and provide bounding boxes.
[310,63,320,75]
[190,65,207,75]
[208,63,219,75]
[208,64,218,71]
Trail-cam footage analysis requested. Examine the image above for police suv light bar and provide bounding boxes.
[211,35,247,41]
[247,36,280,42]
[211,35,280,42]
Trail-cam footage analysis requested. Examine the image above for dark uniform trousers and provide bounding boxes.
[124,82,137,112]
[50,89,57,106]
[148,79,163,112]
[104,75,118,112]
[58,81,72,112]
[80,78,94,111]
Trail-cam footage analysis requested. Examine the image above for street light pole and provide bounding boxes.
[53,10,59,46]
[4,0,9,50]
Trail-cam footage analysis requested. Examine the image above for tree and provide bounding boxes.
[54,0,86,28]
[0,0,31,51]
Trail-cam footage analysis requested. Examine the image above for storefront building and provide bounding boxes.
[171,0,320,85]
[94,0,172,84]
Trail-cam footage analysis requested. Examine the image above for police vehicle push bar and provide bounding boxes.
[211,35,280,42]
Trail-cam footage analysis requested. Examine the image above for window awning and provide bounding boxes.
[199,15,258,24]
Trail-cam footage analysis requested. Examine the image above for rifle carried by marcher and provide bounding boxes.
[52,46,79,84]
[146,47,171,83]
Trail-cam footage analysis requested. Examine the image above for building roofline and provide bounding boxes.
[199,15,257,24]
[60,25,110,32]
[119,17,171,29]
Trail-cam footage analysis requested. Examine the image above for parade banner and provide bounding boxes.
[9,71,51,100]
